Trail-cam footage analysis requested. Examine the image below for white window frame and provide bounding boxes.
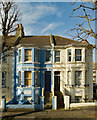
[24,49,32,62]
[75,49,82,61]
[68,49,71,62]
[75,71,82,86]
[54,51,60,63]
[2,72,6,88]
[45,50,51,63]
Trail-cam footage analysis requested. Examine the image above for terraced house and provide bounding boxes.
[1,24,93,109]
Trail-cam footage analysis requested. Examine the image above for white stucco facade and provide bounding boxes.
[51,44,93,102]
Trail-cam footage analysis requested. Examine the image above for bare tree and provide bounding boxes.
[69,0,97,41]
[0,0,20,41]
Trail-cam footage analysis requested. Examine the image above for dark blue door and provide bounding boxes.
[45,71,51,91]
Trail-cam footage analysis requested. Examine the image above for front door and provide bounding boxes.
[45,71,51,91]
[54,71,60,92]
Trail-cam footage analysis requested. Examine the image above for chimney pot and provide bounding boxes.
[17,24,19,28]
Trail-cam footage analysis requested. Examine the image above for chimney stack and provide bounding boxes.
[16,23,24,38]
[50,34,54,47]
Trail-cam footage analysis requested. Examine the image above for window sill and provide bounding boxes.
[17,86,41,88]
[45,62,52,64]
[18,61,40,64]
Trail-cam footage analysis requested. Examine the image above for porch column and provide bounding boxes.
[21,71,24,86]
[52,96,57,110]
[82,69,86,101]
[51,71,54,96]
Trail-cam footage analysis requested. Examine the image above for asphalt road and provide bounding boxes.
[1,106,97,120]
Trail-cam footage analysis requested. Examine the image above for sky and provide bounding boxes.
[16,2,95,43]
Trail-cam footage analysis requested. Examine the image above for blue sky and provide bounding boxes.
[17,2,95,43]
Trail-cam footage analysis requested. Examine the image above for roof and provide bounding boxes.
[0,35,93,47]
[18,35,84,47]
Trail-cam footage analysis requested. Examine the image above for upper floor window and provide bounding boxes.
[19,50,21,62]
[55,51,60,62]
[75,71,82,86]
[2,72,6,88]
[25,49,32,61]
[24,71,32,86]
[35,49,38,62]
[68,49,71,62]
[75,49,82,61]
[45,50,51,62]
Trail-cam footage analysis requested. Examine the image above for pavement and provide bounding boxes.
[0,106,97,120]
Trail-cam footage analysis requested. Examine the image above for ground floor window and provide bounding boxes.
[24,71,32,86]
[2,72,6,88]
[75,71,82,86]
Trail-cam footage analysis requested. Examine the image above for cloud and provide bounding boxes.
[41,22,64,34]
[17,3,59,25]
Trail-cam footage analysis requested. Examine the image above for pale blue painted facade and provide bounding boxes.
[14,47,53,109]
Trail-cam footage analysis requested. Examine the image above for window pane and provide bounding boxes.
[68,49,71,55]
[68,56,71,61]
[68,49,71,62]
[75,49,81,55]
[46,50,51,62]
[75,49,82,61]
[2,72,6,87]
[75,56,82,61]
[55,57,60,62]
[54,71,60,76]
[55,51,60,56]
[75,71,82,86]
[24,71,31,86]
[25,49,32,61]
